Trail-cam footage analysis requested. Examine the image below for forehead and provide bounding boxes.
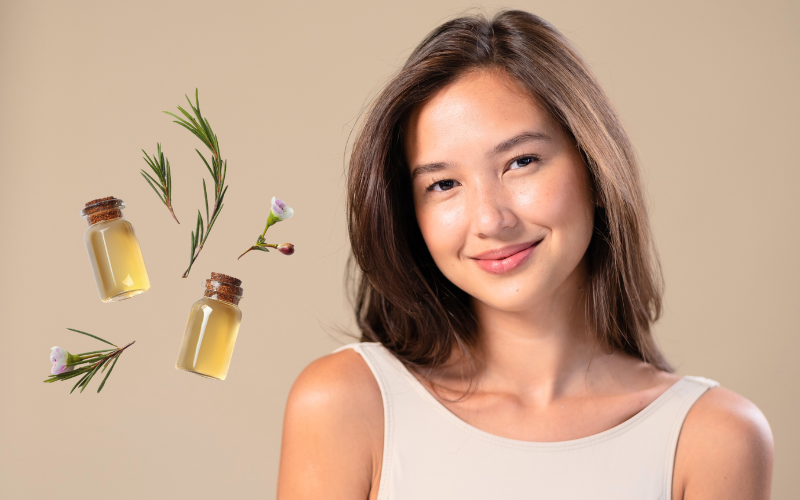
[404,70,561,161]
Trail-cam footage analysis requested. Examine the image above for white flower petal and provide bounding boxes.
[50,347,67,365]
[52,362,74,375]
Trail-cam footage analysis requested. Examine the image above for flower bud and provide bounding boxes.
[50,347,76,375]
[277,243,295,255]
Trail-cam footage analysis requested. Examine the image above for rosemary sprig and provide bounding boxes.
[44,328,135,394]
[141,143,179,223]
[164,89,228,278]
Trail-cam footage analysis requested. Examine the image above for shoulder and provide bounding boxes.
[277,346,384,499]
[672,384,774,500]
[288,346,383,415]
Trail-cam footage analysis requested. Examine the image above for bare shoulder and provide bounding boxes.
[277,347,384,500]
[673,385,774,500]
[288,347,383,416]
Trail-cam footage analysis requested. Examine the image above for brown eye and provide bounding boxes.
[509,155,540,170]
[428,179,457,192]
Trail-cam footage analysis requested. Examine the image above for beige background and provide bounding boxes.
[1,0,797,498]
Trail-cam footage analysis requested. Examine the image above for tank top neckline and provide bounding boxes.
[362,342,695,451]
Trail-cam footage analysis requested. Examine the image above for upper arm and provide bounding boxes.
[673,386,774,500]
[277,348,384,500]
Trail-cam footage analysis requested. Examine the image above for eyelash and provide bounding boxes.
[508,154,541,170]
[425,154,541,192]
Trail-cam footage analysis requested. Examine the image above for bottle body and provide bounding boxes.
[175,297,242,380]
[84,217,151,302]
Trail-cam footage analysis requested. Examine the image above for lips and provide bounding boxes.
[470,239,542,274]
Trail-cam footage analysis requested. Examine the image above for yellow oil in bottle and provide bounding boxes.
[85,218,150,301]
[176,273,244,381]
[81,197,150,302]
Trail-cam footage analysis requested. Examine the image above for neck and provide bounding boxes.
[468,267,606,405]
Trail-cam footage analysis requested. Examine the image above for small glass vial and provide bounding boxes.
[175,273,244,381]
[81,197,151,302]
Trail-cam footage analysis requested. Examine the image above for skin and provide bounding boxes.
[277,69,774,499]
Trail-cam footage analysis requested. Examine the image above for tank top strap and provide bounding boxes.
[659,375,720,499]
[333,342,409,499]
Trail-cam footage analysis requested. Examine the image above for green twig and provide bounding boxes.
[164,89,227,278]
[141,143,179,224]
[45,329,135,395]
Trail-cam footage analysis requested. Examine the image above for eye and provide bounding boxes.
[509,155,540,170]
[427,179,458,192]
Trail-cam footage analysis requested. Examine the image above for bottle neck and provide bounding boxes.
[203,294,240,307]
[203,291,241,306]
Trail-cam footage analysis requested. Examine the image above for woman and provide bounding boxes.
[277,10,773,499]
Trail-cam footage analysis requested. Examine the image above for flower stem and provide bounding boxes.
[238,247,256,260]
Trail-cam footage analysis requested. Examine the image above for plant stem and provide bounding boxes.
[91,341,135,368]
[168,203,180,224]
[183,201,220,277]
[238,243,278,260]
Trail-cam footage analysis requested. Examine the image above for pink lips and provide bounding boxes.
[471,239,542,274]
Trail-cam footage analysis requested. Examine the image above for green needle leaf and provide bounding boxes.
[170,119,208,144]
[207,203,223,235]
[197,210,204,245]
[203,179,209,222]
[44,365,92,383]
[67,328,117,347]
[221,160,227,189]
[67,358,102,367]
[140,169,164,191]
[70,370,92,394]
[194,211,201,243]
[175,104,201,129]
[75,349,115,356]
[97,355,120,393]
[217,185,229,207]
[196,150,215,180]
[141,173,167,205]
[166,157,172,197]
[80,363,103,394]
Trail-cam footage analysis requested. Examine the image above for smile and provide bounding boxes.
[470,239,542,274]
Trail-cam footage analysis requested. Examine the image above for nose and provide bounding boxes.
[469,181,517,238]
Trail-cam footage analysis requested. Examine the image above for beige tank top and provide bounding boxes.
[334,342,719,500]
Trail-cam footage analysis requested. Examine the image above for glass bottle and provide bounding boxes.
[175,273,244,381]
[81,197,151,302]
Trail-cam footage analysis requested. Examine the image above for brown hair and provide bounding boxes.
[347,10,672,372]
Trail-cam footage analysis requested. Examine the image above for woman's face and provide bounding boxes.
[405,70,595,314]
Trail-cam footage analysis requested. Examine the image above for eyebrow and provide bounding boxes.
[410,131,553,180]
[488,131,553,157]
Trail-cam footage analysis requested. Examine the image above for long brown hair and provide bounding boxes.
[347,10,672,372]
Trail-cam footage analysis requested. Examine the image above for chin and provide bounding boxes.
[464,277,552,314]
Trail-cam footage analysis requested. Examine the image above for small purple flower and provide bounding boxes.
[277,243,295,256]
[50,347,75,375]
[270,196,294,221]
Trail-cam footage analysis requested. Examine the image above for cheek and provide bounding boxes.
[513,167,594,245]
[415,200,467,268]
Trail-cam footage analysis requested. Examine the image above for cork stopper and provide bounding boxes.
[81,197,125,226]
[203,272,244,305]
